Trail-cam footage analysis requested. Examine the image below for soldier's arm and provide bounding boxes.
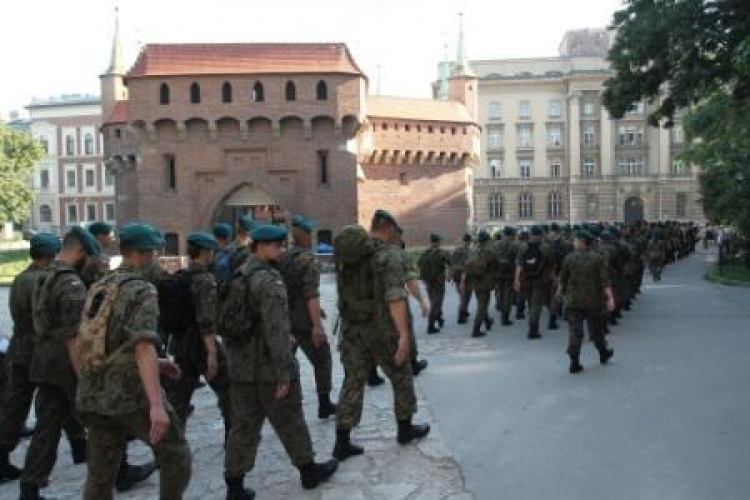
[256,272,293,383]
[56,274,87,372]
[379,252,410,364]
[301,255,326,343]
[193,273,219,378]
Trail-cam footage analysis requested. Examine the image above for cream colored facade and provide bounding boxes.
[468,28,703,228]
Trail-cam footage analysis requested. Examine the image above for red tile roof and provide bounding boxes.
[126,43,365,79]
[366,96,475,124]
[104,100,128,125]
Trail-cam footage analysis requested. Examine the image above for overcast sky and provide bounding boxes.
[0,0,623,114]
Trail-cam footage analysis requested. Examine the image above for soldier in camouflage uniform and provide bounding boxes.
[212,222,234,286]
[398,234,429,376]
[453,233,472,323]
[514,226,556,339]
[515,229,530,320]
[598,230,625,326]
[167,232,232,438]
[278,215,337,419]
[228,214,255,273]
[223,224,337,499]
[76,223,191,500]
[461,230,496,338]
[493,227,518,326]
[418,233,451,334]
[333,211,430,463]
[80,221,114,287]
[557,230,615,373]
[17,228,98,499]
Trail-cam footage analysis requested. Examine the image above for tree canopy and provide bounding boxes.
[0,124,43,225]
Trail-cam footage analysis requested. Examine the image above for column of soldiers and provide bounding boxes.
[0,208,434,499]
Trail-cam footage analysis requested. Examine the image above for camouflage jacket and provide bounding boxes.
[224,256,298,383]
[451,245,470,275]
[76,265,163,416]
[418,247,450,284]
[467,241,498,291]
[371,241,408,335]
[278,245,320,333]
[29,261,86,392]
[229,242,251,273]
[493,239,518,279]
[516,240,555,283]
[560,249,611,310]
[80,253,110,287]
[7,263,49,365]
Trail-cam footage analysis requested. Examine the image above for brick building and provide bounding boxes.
[101,14,479,253]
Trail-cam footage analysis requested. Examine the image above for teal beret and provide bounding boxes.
[478,229,490,242]
[503,226,516,236]
[574,230,594,242]
[213,223,233,240]
[372,209,402,232]
[251,224,287,242]
[119,223,164,251]
[88,221,112,237]
[291,214,315,234]
[600,230,614,241]
[430,232,442,243]
[238,215,256,232]
[187,231,217,250]
[531,225,543,236]
[30,233,60,256]
[462,233,472,243]
[67,227,101,256]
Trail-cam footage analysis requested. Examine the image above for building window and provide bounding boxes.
[519,100,531,120]
[105,203,115,221]
[190,82,201,104]
[159,83,170,105]
[626,101,645,115]
[618,125,644,146]
[164,155,177,190]
[548,99,562,118]
[318,150,329,185]
[39,137,49,154]
[316,80,328,100]
[84,134,94,155]
[672,125,685,145]
[40,169,50,189]
[39,204,52,223]
[586,193,598,220]
[583,101,596,116]
[115,129,122,139]
[104,166,114,187]
[488,101,501,120]
[518,125,533,148]
[547,125,562,147]
[617,157,646,176]
[66,168,77,190]
[489,158,504,178]
[86,203,97,222]
[164,233,179,256]
[488,128,503,149]
[519,159,532,179]
[583,124,596,146]
[252,81,265,102]
[583,157,596,177]
[671,159,690,175]
[84,167,96,189]
[488,192,503,219]
[67,204,78,225]
[222,82,233,103]
[518,192,534,219]
[548,191,562,219]
[285,81,296,101]
[676,193,687,217]
[549,159,562,178]
[399,172,408,185]
[427,126,434,133]
[65,135,75,156]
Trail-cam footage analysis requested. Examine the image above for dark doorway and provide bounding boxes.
[624,196,644,224]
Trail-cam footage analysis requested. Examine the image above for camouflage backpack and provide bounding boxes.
[464,246,490,279]
[216,262,271,344]
[419,248,447,282]
[333,225,377,324]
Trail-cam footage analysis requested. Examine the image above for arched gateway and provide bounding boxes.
[212,183,286,229]
[623,196,644,224]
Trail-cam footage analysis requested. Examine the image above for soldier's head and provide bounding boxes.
[462,233,472,246]
[503,226,517,240]
[430,233,442,247]
[29,233,60,265]
[291,214,315,247]
[236,215,256,243]
[88,221,113,249]
[212,223,233,250]
[574,230,593,250]
[118,223,163,269]
[478,230,490,244]
[370,209,401,243]
[187,231,217,265]
[530,225,543,241]
[251,224,287,263]
[61,226,101,271]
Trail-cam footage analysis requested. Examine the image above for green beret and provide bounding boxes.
[119,223,164,251]
[291,214,315,234]
[88,221,112,237]
[562,225,573,234]
[30,233,60,256]
[430,232,442,243]
[478,229,490,242]
[574,230,594,242]
[531,225,543,236]
[462,233,472,243]
[572,225,581,231]
[600,230,614,240]
[213,223,233,240]
[251,224,287,242]
[67,227,101,256]
[503,226,517,236]
[589,227,602,238]
[238,215,255,232]
[372,209,402,232]
[187,231,217,250]
[550,223,560,232]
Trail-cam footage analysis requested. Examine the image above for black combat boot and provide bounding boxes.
[548,316,559,330]
[115,459,157,492]
[608,315,618,326]
[427,322,440,334]
[225,475,255,500]
[569,356,584,374]
[70,437,87,465]
[437,316,445,328]
[20,425,35,439]
[318,393,337,420]
[471,325,486,338]
[528,326,542,339]
[599,347,614,365]
[411,358,428,376]
[484,317,494,331]
[501,313,513,326]
[0,453,21,483]
[603,323,610,335]
[457,312,469,324]
[298,459,338,489]
[18,482,45,500]
[516,310,526,320]
[333,428,365,461]
[397,418,431,445]
[366,367,385,387]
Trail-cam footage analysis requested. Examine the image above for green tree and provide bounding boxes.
[0,123,44,225]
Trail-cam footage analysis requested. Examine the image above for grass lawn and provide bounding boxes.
[705,257,750,287]
[0,250,29,286]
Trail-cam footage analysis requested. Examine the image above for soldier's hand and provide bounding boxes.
[204,352,218,381]
[159,360,182,381]
[149,404,170,445]
[320,308,327,319]
[514,280,521,293]
[459,282,466,294]
[419,299,429,318]
[312,326,327,348]
[394,336,410,366]
[606,296,616,312]
[274,382,290,401]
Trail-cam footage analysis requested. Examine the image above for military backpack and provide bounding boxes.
[216,263,271,343]
[522,241,544,278]
[155,269,200,336]
[333,225,377,324]
[464,247,490,279]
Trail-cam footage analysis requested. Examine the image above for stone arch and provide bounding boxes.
[311,115,336,136]
[342,115,360,138]
[185,117,209,142]
[247,116,272,137]
[204,180,294,230]
[154,118,178,141]
[624,195,644,224]
[216,116,241,139]
[279,115,304,139]
[130,120,148,141]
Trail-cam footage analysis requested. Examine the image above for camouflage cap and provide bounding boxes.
[187,231,218,250]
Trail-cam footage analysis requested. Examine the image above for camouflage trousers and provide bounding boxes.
[566,307,609,358]
[20,382,85,486]
[336,322,417,429]
[494,277,515,318]
[224,379,314,477]
[473,288,492,330]
[81,404,191,500]
[292,328,333,395]
[424,280,446,326]
[458,281,474,318]
[525,279,554,334]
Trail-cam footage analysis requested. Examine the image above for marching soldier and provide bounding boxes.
[418,233,451,334]
[461,230,496,338]
[453,233,472,324]
[514,226,556,339]
[493,227,518,326]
